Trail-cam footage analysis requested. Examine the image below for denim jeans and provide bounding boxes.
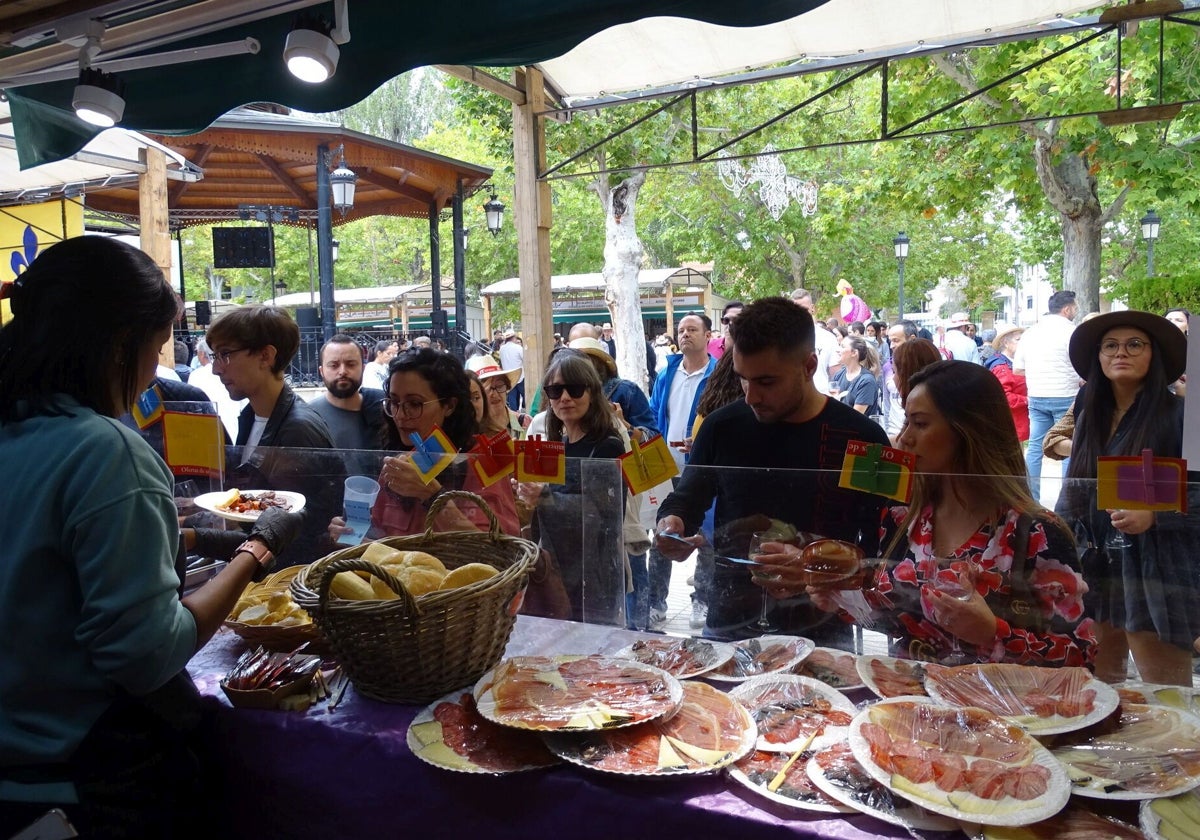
[1025,395,1075,500]
[506,382,524,411]
[626,551,649,630]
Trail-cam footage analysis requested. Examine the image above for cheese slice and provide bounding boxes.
[533,669,568,691]
[657,736,688,770]
[418,740,473,770]
[666,736,732,767]
[215,488,240,509]
[408,720,443,747]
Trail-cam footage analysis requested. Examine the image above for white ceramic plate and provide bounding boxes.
[193,489,306,523]
[727,674,857,753]
[1141,787,1200,840]
[473,655,683,732]
[705,635,814,683]
[406,688,559,774]
[727,747,855,814]
[792,646,864,691]
[612,637,735,679]
[856,655,930,699]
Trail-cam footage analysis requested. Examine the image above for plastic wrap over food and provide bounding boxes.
[613,637,734,679]
[473,655,683,731]
[1049,702,1200,800]
[980,804,1148,839]
[923,663,1119,735]
[848,698,1071,825]
[728,748,852,813]
[707,635,814,681]
[794,647,863,690]
[542,681,755,775]
[857,655,930,698]
[407,690,560,774]
[728,674,856,752]
[1142,786,1200,839]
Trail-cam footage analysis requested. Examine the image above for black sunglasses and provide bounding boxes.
[544,383,587,400]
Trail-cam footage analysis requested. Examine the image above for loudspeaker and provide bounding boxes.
[430,308,448,337]
[195,300,212,326]
[212,227,274,268]
[294,307,321,375]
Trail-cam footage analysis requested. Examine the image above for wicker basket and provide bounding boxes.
[290,491,537,704]
[224,565,321,652]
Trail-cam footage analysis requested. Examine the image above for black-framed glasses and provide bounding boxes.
[483,379,510,394]
[211,347,252,365]
[1099,338,1149,357]
[382,396,443,418]
[544,383,587,400]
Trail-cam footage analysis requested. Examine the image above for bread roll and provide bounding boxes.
[439,562,499,590]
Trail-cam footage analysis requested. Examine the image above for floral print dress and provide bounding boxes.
[862,505,1095,667]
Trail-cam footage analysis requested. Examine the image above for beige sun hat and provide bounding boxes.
[568,337,618,377]
[465,354,521,389]
[946,311,972,329]
[992,322,1024,349]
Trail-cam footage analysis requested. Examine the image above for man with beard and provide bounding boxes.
[655,297,888,641]
[310,334,388,453]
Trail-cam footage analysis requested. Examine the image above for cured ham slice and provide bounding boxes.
[924,664,1100,722]
[860,656,929,698]
[795,647,862,689]
[729,675,857,752]
[981,805,1147,839]
[430,693,556,771]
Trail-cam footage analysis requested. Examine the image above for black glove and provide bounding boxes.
[248,508,305,556]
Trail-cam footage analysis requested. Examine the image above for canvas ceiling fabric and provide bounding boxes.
[5,0,1098,168]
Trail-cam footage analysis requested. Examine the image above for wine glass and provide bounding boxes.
[929,564,976,666]
[1105,510,1132,554]
[748,532,776,633]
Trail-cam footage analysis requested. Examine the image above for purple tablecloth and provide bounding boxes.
[190,617,930,840]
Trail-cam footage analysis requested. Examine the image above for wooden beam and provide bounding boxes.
[255,153,315,207]
[356,168,434,204]
[1099,0,1183,24]
[1096,103,1182,126]
[169,142,212,203]
[139,146,174,369]
[434,65,526,105]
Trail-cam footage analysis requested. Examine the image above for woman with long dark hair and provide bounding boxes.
[832,335,880,414]
[329,348,519,539]
[782,361,1092,666]
[1057,310,1196,684]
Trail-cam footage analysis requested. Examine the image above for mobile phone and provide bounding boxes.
[10,809,78,840]
[656,531,694,547]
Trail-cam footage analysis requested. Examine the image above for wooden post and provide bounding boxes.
[400,295,410,335]
[513,66,553,397]
[482,293,493,337]
[139,147,174,369]
[664,282,675,339]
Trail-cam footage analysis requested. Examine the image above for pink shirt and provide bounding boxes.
[707,336,727,359]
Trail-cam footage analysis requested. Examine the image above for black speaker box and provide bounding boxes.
[194,299,212,326]
[212,227,274,269]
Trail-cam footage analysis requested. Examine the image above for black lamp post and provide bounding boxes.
[1141,209,1161,277]
[894,231,910,320]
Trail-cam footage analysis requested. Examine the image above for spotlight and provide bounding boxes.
[73,67,125,127]
[284,23,338,83]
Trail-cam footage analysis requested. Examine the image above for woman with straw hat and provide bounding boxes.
[465,353,525,437]
[985,323,1029,442]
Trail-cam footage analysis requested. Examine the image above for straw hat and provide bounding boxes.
[946,312,972,329]
[568,337,617,377]
[992,322,1023,349]
[465,354,521,389]
[1069,309,1187,382]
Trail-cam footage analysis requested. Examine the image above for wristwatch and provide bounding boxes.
[235,539,275,582]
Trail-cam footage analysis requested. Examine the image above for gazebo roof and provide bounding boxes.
[83,107,494,228]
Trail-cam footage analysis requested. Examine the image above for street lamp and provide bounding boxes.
[483,187,505,236]
[1141,209,1161,277]
[894,231,910,320]
[331,239,339,262]
[1013,263,1022,325]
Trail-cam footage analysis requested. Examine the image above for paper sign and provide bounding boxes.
[1097,449,1187,513]
[131,385,164,429]
[838,440,915,502]
[619,434,679,495]
[407,427,456,484]
[161,411,225,477]
[516,435,566,484]
[468,430,516,488]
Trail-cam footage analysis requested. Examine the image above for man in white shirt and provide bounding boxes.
[1012,290,1080,499]
[943,312,982,364]
[498,330,525,410]
[362,339,396,390]
[790,288,837,395]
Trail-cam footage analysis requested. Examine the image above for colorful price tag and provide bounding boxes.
[407,426,456,484]
[468,430,516,488]
[1097,449,1187,513]
[161,411,225,477]
[618,434,679,495]
[516,435,566,484]
[131,384,164,429]
[837,440,915,502]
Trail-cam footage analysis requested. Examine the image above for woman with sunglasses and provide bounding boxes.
[518,352,627,622]
[328,348,519,540]
[1057,310,1198,684]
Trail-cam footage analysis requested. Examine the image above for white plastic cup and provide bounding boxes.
[343,475,380,523]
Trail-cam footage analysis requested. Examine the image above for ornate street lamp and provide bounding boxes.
[1140,209,1161,277]
[894,231,910,320]
[483,187,505,236]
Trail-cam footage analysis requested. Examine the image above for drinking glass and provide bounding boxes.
[748,532,776,633]
[930,564,976,666]
[1105,511,1132,553]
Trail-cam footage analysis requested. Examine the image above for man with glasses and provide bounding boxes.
[708,301,744,360]
[310,334,388,459]
[206,306,343,567]
[1013,289,1080,501]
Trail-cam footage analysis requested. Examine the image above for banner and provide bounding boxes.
[1,200,84,325]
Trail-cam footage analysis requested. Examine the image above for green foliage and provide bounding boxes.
[1111,270,1200,313]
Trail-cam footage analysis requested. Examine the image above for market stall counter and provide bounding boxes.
[190,617,912,840]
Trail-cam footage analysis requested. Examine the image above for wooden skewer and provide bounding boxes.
[766,725,823,793]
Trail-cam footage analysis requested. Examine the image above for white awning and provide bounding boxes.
[481,266,711,296]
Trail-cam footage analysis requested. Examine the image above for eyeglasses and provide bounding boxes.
[721,317,735,325]
[382,396,443,418]
[483,379,510,394]
[544,383,587,400]
[211,347,252,365]
[1099,338,1149,357]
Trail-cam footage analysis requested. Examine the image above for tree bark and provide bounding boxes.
[1032,132,1102,314]
[599,168,649,391]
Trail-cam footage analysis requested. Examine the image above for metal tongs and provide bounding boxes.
[225,646,322,691]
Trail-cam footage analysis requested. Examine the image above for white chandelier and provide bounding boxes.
[716,145,818,221]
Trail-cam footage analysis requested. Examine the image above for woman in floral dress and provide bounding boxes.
[789,361,1094,667]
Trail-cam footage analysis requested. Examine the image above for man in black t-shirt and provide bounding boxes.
[656,297,889,641]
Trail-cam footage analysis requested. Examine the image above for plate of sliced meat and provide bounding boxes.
[1048,702,1200,800]
[542,681,756,776]
[857,655,930,699]
[406,690,560,774]
[728,674,856,753]
[728,748,855,814]
[473,655,683,732]
[849,697,1071,826]
[923,663,1119,735]
[613,637,735,679]
[706,635,814,683]
[1141,786,1200,839]
[793,647,863,691]
[194,489,305,523]
[806,742,961,831]
[1119,682,1200,718]
[976,804,1148,839]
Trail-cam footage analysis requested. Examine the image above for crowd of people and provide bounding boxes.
[1,235,1196,834]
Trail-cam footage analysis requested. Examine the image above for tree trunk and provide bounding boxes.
[600,168,649,391]
[1032,132,1102,315]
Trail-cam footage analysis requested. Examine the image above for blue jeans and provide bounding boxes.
[1025,395,1075,499]
[506,382,524,411]
[626,552,649,630]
